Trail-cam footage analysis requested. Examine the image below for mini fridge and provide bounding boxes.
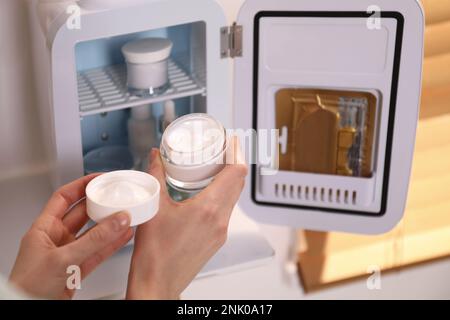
[28,0,424,234]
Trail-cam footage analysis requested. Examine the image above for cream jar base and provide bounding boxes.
[166,174,214,193]
[128,82,170,98]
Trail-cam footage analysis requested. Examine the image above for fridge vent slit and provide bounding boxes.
[105,98,127,106]
[81,103,101,110]
[173,80,195,87]
[99,92,121,99]
[79,94,96,101]
[272,183,359,206]
[96,87,117,94]
[77,59,206,117]
[177,84,198,91]
[80,98,97,105]
[101,93,122,100]
[88,75,109,81]
[171,76,190,83]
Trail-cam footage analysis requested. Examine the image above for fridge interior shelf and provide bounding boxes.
[77,59,206,117]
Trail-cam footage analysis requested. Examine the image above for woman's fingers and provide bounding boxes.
[60,211,132,266]
[43,174,101,219]
[62,200,90,235]
[148,149,167,192]
[225,136,247,167]
[197,137,248,209]
[148,148,172,205]
[80,228,134,278]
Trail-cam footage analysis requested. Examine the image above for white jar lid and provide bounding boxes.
[122,38,173,64]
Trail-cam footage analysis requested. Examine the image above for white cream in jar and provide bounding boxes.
[122,37,173,97]
[160,113,228,192]
[86,171,160,226]
[89,180,151,207]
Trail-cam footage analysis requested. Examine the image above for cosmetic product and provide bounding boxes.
[122,37,173,97]
[128,104,158,171]
[276,89,377,177]
[159,100,176,134]
[160,113,228,199]
[86,170,160,226]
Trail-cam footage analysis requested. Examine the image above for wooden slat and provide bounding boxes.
[420,84,450,119]
[299,215,450,289]
[423,0,450,25]
[423,53,450,88]
[425,20,450,57]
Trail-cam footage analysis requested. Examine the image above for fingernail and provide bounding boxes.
[113,212,131,232]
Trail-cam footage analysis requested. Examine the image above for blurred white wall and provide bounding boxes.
[0,0,46,181]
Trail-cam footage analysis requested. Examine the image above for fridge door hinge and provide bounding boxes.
[221,23,243,59]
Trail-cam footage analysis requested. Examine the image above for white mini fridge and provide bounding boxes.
[29,0,424,235]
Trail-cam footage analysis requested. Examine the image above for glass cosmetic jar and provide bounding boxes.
[122,37,173,97]
[160,113,228,200]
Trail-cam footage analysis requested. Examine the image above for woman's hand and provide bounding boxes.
[9,175,134,300]
[126,138,248,300]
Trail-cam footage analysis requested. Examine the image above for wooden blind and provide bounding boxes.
[423,0,450,88]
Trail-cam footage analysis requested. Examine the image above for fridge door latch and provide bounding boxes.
[221,23,243,59]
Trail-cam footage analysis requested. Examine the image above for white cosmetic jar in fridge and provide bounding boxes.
[160,113,228,193]
[122,38,173,96]
[86,170,160,227]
